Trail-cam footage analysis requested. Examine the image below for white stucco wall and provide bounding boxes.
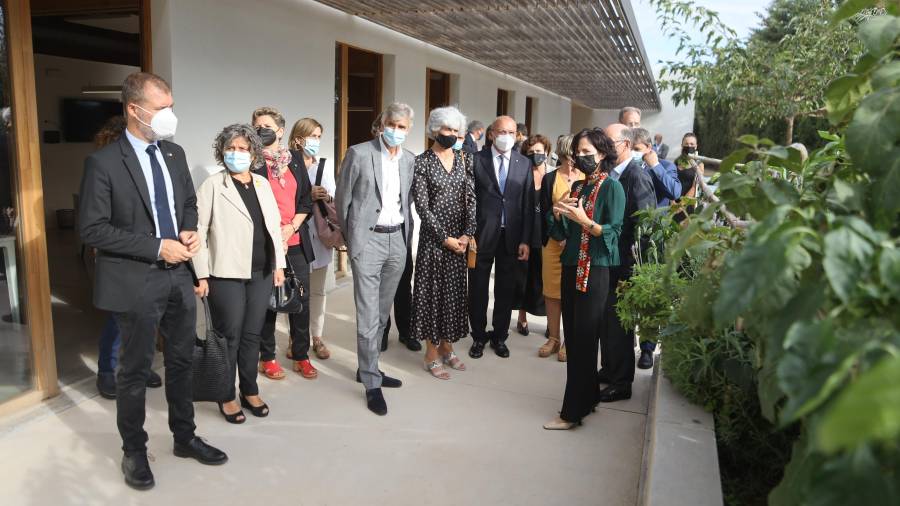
[569,89,695,161]
[151,0,573,186]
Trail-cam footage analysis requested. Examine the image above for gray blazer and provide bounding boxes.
[335,138,414,259]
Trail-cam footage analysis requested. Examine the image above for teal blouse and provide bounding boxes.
[547,177,625,267]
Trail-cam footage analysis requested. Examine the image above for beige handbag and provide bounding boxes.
[467,237,477,269]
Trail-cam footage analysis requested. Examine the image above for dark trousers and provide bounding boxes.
[114,264,196,454]
[261,247,311,361]
[601,263,637,386]
[208,270,272,399]
[468,230,519,343]
[384,246,413,339]
[560,265,610,423]
[97,315,120,376]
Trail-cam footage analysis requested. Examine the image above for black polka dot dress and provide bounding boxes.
[410,149,477,344]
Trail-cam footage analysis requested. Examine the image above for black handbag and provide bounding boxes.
[192,297,231,402]
[269,258,304,313]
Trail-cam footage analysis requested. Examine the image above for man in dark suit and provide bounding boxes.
[596,123,657,403]
[462,120,484,154]
[468,115,534,359]
[78,72,227,491]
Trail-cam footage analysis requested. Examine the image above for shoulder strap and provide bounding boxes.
[315,158,326,185]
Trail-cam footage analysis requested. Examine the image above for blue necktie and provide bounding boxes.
[498,155,507,226]
[145,144,177,239]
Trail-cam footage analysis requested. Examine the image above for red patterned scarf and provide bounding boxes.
[572,171,608,292]
[263,147,293,187]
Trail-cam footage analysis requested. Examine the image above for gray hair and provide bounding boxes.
[618,106,642,122]
[381,102,414,127]
[426,106,466,138]
[213,123,263,167]
[467,120,484,133]
[614,126,635,145]
[631,127,653,146]
[556,133,575,160]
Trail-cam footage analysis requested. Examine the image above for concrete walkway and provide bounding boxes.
[0,279,651,506]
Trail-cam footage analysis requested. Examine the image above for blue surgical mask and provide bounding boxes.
[453,139,464,151]
[224,150,252,173]
[382,127,406,147]
[303,137,320,157]
[632,150,645,163]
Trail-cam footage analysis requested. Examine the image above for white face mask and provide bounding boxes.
[493,133,515,152]
[135,104,178,140]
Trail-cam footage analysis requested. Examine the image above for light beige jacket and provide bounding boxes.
[193,170,286,279]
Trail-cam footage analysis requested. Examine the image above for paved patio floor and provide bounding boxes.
[0,279,651,506]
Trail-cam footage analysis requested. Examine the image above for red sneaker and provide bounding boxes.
[294,359,318,379]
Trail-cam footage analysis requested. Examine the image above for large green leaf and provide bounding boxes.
[872,60,900,90]
[817,355,900,453]
[880,247,900,300]
[846,87,900,177]
[858,15,900,58]
[825,74,871,125]
[822,225,875,303]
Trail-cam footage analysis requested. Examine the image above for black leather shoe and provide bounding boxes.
[596,369,611,385]
[399,335,422,352]
[366,388,387,416]
[97,374,116,400]
[598,384,632,403]
[469,341,485,359]
[638,350,654,369]
[356,369,402,388]
[490,340,510,358]
[146,370,163,388]
[122,452,154,490]
[380,328,389,352]
[173,437,228,465]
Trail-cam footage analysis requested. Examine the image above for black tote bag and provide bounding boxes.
[192,297,230,402]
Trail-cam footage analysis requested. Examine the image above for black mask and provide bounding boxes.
[682,146,697,154]
[257,127,277,147]
[435,133,457,149]
[575,154,598,175]
[529,153,547,167]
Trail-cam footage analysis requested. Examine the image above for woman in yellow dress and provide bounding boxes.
[537,134,584,361]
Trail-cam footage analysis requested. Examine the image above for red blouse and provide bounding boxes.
[267,165,300,247]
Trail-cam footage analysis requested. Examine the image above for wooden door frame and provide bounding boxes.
[4,0,58,408]
[424,67,451,148]
[335,42,382,171]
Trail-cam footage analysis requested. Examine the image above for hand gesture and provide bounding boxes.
[179,231,200,253]
[518,243,530,261]
[194,278,209,297]
[281,224,295,242]
[273,268,285,287]
[642,149,659,168]
[311,185,330,201]
[444,236,461,253]
[557,198,590,227]
[457,235,470,254]
[159,238,194,263]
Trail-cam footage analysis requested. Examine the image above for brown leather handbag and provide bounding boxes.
[467,237,477,269]
[312,158,345,249]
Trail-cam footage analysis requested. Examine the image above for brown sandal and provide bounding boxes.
[312,338,330,360]
[538,337,561,358]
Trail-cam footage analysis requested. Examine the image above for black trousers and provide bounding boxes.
[560,265,610,423]
[600,263,637,387]
[114,264,196,454]
[384,245,413,339]
[468,230,519,343]
[261,247,311,361]
[208,270,272,399]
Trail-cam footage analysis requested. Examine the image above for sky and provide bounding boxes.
[631,0,772,77]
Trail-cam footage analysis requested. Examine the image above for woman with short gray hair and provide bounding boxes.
[194,123,286,423]
[410,106,476,379]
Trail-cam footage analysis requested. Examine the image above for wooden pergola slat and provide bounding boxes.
[316,0,661,110]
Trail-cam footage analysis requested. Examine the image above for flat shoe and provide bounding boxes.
[543,417,580,430]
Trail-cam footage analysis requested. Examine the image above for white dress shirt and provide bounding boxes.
[124,129,178,236]
[377,137,404,227]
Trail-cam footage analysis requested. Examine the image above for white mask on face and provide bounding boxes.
[135,104,178,140]
[493,133,515,152]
